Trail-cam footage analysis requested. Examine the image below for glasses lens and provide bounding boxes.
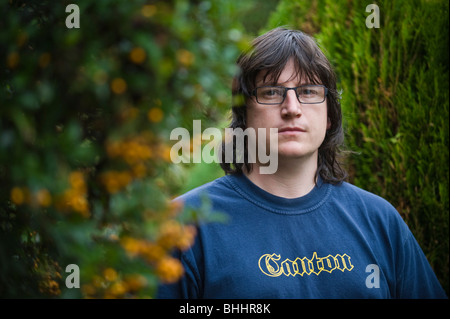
[256,87,285,104]
[297,85,325,103]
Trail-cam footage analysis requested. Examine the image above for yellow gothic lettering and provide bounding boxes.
[258,252,354,278]
[258,253,283,277]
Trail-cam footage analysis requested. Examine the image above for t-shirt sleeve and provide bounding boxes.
[395,231,447,299]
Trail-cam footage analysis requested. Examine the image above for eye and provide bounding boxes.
[300,88,319,96]
[261,87,284,97]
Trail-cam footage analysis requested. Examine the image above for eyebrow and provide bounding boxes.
[253,64,323,90]
[256,72,318,87]
[256,80,316,87]
[276,80,310,86]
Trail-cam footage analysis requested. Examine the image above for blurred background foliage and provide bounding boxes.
[1,0,448,298]
[268,0,449,294]
[0,0,277,298]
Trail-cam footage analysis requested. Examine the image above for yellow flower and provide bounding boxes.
[100,171,132,194]
[103,268,118,282]
[176,225,197,251]
[140,242,166,263]
[156,220,183,249]
[129,47,146,64]
[154,143,172,162]
[39,279,61,296]
[176,49,195,67]
[10,187,25,205]
[69,171,86,192]
[55,171,90,217]
[123,140,152,164]
[47,280,61,295]
[117,171,133,187]
[105,140,123,158]
[124,274,147,292]
[156,220,197,251]
[66,193,89,217]
[121,237,143,257]
[131,163,147,178]
[111,77,127,94]
[147,107,164,123]
[156,256,184,284]
[81,283,96,297]
[108,281,127,297]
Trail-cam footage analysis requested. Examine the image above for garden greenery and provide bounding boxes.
[1,0,252,298]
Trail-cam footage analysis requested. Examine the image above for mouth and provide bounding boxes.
[278,127,306,134]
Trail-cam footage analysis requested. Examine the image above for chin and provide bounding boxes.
[277,147,307,158]
[277,144,316,159]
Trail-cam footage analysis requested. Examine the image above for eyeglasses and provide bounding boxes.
[252,85,328,105]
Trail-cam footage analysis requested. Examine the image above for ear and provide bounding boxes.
[326,117,331,129]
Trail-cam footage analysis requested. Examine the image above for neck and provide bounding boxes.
[244,153,318,199]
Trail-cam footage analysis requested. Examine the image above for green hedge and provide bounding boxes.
[267,0,449,294]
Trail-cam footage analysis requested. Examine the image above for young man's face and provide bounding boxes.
[246,58,330,162]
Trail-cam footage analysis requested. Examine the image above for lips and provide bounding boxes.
[278,127,306,133]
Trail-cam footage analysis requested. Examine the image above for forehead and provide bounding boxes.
[255,58,318,86]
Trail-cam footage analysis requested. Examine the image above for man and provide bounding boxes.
[158,28,446,298]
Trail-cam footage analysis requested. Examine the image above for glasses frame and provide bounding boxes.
[252,84,328,105]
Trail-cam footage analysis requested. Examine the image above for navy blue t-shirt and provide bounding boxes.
[157,174,446,298]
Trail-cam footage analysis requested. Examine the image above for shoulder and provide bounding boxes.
[330,181,410,236]
[333,181,396,211]
[173,175,236,208]
[329,181,406,227]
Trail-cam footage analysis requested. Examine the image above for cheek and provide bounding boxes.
[305,108,329,141]
[319,115,330,138]
[317,103,330,131]
[245,107,256,127]
[245,105,271,129]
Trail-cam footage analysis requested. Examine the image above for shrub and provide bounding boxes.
[0,0,251,298]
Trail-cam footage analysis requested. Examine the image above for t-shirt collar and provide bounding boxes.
[224,173,331,215]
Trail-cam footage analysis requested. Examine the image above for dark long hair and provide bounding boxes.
[220,27,348,184]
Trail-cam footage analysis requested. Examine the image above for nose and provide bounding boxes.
[281,89,302,118]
